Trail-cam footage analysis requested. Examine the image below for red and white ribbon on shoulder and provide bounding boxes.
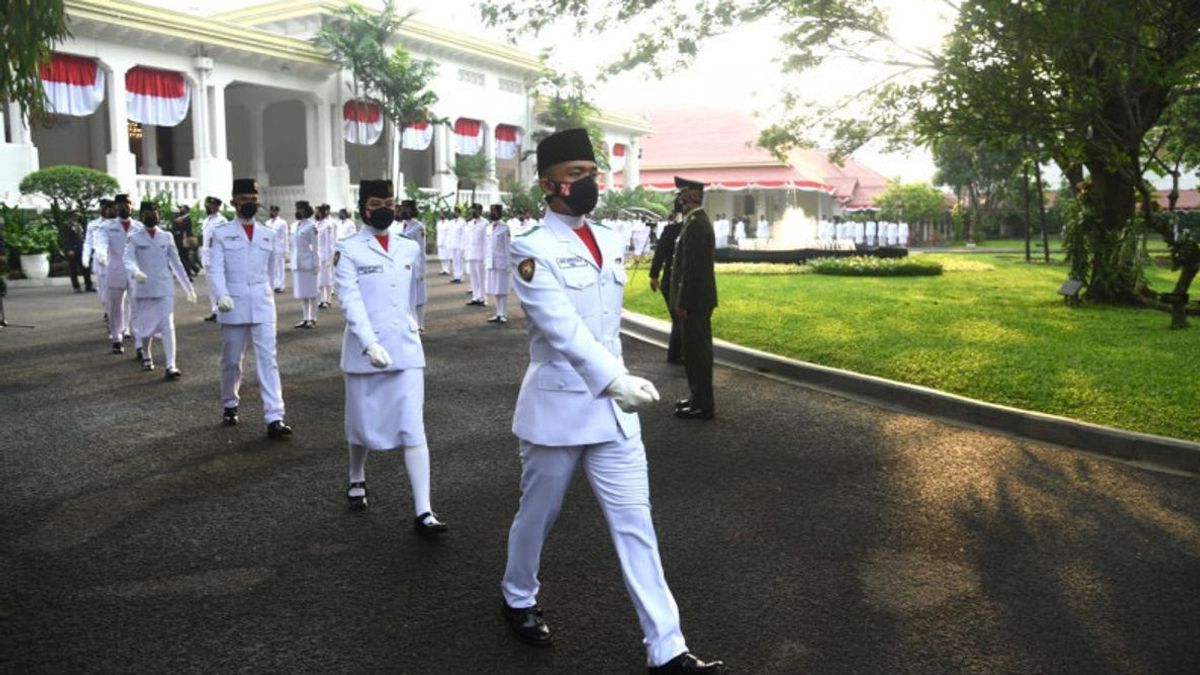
[39,52,106,117]
[344,100,383,145]
[494,124,521,159]
[611,143,627,171]
[126,66,190,127]
[401,120,433,150]
[454,118,483,155]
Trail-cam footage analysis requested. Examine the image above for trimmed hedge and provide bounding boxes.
[807,256,943,276]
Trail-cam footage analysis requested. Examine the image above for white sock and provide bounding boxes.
[163,321,176,369]
[348,443,368,492]
[404,443,432,517]
[142,337,153,359]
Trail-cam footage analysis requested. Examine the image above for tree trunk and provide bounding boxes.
[1034,160,1050,263]
[1082,158,1139,302]
[1022,163,1031,262]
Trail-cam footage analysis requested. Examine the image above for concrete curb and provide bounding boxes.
[622,310,1200,476]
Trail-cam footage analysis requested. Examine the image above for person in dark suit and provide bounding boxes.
[171,205,197,279]
[649,214,683,364]
[668,177,717,421]
[59,210,93,293]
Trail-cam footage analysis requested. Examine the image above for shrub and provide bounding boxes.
[19,165,120,213]
[807,256,943,276]
[0,204,59,256]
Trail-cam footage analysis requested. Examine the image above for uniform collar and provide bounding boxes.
[543,210,601,271]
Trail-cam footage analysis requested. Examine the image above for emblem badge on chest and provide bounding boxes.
[518,258,536,281]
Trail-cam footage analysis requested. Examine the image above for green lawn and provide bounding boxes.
[624,254,1200,442]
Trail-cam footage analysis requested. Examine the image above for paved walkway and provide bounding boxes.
[1,272,1198,673]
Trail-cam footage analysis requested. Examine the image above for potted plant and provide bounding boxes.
[0,205,59,280]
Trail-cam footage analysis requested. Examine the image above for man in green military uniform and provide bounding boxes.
[669,177,717,420]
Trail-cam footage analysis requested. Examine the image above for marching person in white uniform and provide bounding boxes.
[209,178,293,439]
[756,214,770,242]
[484,204,511,323]
[435,214,452,275]
[464,203,488,306]
[200,197,228,321]
[334,179,447,535]
[83,199,114,318]
[336,208,357,240]
[398,200,428,330]
[264,205,289,293]
[95,194,140,354]
[499,128,726,675]
[123,200,196,378]
[317,205,336,308]
[448,211,466,283]
[292,201,320,329]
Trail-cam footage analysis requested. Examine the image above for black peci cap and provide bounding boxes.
[232,178,259,195]
[536,128,596,175]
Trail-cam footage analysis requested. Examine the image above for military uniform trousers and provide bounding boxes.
[344,368,427,451]
[682,308,714,411]
[658,283,682,364]
[271,251,287,290]
[220,322,285,423]
[501,434,688,666]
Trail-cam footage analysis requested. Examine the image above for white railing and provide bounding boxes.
[260,185,307,210]
[137,175,199,206]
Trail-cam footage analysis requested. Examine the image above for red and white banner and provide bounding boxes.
[401,120,432,150]
[344,100,383,145]
[39,53,105,117]
[494,124,521,160]
[611,143,627,171]
[126,66,190,127]
[454,118,483,155]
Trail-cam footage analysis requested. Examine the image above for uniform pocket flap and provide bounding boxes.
[535,364,589,392]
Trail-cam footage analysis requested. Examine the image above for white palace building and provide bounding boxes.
[0,0,650,210]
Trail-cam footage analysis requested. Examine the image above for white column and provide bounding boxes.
[304,101,318,170]
[389,119,402,191]
[189,73,208,161]
[483,122,497,187]
[105,62,138,194]
[431,121,449,194]
[0,101,39,200]
[190,73,232,201]
[626,138,641,188]
[140,124,162,175]
[209,83,228,161]
[248,102,268,185]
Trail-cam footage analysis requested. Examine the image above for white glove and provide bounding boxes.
[186,290,197,304]
[133,270,148,283]
[605,374,660,413]
[364,342,392,369]
[96,251,108,267]
[217,295,235,312]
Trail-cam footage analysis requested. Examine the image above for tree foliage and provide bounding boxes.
[874,181,946,227]
[0,0,69,121]
[595,186,673,219]
[530,70,609,170]
[19,165,120,213]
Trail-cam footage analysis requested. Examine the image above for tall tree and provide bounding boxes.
[0,0,70,121]
[529,70,610,170]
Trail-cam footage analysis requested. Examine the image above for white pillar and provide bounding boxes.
[248,102,268,185]
[0,101,39,201]
[190,73,232,201]
[483,122,497,189]
[140,124,162,175]
[626,138,641,188]
[209,83,228,161]
[105,62,138,194]
[389,119,402,192]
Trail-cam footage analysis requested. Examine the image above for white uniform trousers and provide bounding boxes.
[438,247,451,274]
[466,259,486,302]
[451,249,465,280]
[105,287,128,342]
[502,435,688,667]
[133,297,178,368]
[271,252,287,290]
[206,273,220,314]
[220,323,285,423]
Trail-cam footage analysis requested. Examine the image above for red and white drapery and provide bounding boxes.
[454,118,484,155]
[494,124,521,160]
[39,53,105,117]
[344,100,383,145]
[126,66,190,127]
[401,120,433,150]
[611,143,627,171]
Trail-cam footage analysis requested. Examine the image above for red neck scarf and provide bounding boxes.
[243,223,254,241]
[571,224,602,267]
[375,234,389,252]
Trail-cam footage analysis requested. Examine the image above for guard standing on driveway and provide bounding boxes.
[649,213,683,364]
[484,203,511,323]
[499,128,726,675]
[209,178,293,439]
[669,177,718,421]
[201,197,228,321]
[123,200,196,378]
[334,179,447,535]
[59,210,93,293]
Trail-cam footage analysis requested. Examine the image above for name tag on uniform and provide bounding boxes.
[223,235,241,242]
[556,256,590,269]
[136,244,150,250]
[358,265,383,275]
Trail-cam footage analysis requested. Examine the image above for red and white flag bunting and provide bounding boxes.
[494,124,521,159]
[126,66,190,127]
[454,118,483,155]
[611,143,627,171]
[344,100,383,146]
[39,53,106,117]
[401,120,433,150]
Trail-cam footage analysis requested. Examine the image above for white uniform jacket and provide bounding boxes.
[123,227,194,299]
[335,230,425,374]
[82,217,103,266]
[446,218,464,250]
[435,219,448,250]
[293,219,319,271]
[266,217,289,256]
[484,220,510,271]
[96,219,143,289]
[336,218,357,240]
[509,211,638,446]
[465,217,487,260]
[200,213,228,266]
[208,222,279,326]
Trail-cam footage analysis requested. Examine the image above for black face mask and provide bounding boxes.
[117,207,131,219]
[295,212,303,221]
[143,215,159,228]
[547,174,599,216]
[367,207,394,231]
[237,202,259,220]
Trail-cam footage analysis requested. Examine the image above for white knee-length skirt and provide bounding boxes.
[486,268,510,295]
[293,269,317,299]
[133,296,173,339]
[344,368,426,451]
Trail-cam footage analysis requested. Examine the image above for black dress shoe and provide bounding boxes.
[347,481,368,510]
[293,320,309,329]
[141,358,154,372]
[267,420,293,439]
[164,367,182,380]
[223,407,239,426]
[667,357,685,365]
[675,406,715,420]
[111,342,124,354]
[204,313,217,322]
[674,398,691,410]
[135,347,145,362]
[450,278,462,284]
[501,601,553,646]
[648,652,727,674]
[413,511,448,537]
[487,315,502,323]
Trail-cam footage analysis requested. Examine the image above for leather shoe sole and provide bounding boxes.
[501,602,553,646]
[675,407,714,420]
